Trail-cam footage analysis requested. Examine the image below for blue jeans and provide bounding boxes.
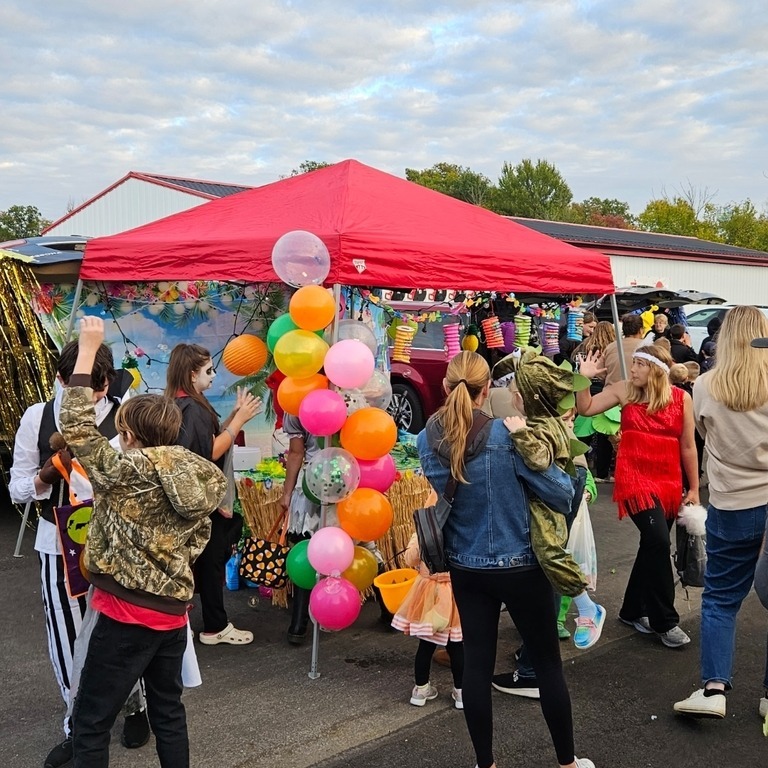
[701,504,767,689]
[73,614,188,767]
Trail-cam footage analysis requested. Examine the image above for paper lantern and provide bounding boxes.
[482,317,504,349]
[222,335,268,376]
[443,324,461,360]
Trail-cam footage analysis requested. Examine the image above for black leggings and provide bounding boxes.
[450,566,574,768]
[414,639,463,688]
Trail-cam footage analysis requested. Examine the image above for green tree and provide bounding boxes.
[405,162,496,208]
[637,197,722,241]
[0,205,51,240]
[289,160,334,176]
[716,200,768,251]
[496,158,573,219]
[568,197,636,229]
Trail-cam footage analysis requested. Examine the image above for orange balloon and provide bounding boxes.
[339,407,398,460]
[277,374,329,416]
[289,285,336,331]
[337,488,393,541]
[222,334,268,376]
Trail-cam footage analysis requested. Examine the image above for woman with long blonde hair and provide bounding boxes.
[577,344,698,648]
[417,351,596,768]
[673,306,768,719]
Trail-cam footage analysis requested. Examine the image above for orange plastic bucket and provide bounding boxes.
[373,567,418,613]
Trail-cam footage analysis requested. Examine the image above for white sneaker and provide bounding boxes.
[657,625,691,648]
[759,696,768,719]
[673,688,726,718]
[575,758,596,768]
[410,682,438,707]
[452,687,463,709]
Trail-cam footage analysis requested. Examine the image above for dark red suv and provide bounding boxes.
[386,302,462,433]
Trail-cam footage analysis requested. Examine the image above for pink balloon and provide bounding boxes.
[307,526,355,576]
[358,454,397,493]
[309,576,362,631]
[324,339,375,389]
[298,389,348,436]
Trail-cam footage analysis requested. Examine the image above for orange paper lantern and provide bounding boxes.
[222,334,268,376]
[277,374,329,416]
[289,285,337,331]
[339,407,398,460]
[337,488,394,541]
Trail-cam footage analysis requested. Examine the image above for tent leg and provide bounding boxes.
[609,294,627,380]
[13,502,32,558]
[64,279,84,344]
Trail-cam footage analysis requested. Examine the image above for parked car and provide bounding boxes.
[386,302,464,433]
[685,304,768,353]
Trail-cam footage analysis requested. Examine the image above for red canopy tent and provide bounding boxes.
[81,159,614,294]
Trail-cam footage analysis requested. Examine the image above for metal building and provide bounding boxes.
[43,172,253,238]
[513,218,768,305]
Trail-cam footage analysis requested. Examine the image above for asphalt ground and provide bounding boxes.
[2,482,767,768]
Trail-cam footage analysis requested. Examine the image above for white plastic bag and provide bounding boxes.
[567,496,598,591]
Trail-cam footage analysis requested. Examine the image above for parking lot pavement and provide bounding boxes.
[3,488,764,768]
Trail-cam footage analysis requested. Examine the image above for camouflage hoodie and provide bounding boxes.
[59,386,227,610]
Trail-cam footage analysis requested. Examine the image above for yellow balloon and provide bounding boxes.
[342,546,379,591]
[273,329,329,378]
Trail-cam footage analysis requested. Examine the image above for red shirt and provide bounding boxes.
[91,587,188,631]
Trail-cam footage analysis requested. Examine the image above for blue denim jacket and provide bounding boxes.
[417,417,574,570]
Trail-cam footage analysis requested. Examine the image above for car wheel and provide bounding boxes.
[388,382,425,434]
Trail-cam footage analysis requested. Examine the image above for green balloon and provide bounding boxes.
[286,539,317,589]
[302,473,322,505]
[267,313,327,354]
[267,313,299,353]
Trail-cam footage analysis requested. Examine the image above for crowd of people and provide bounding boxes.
[9,304,768,768]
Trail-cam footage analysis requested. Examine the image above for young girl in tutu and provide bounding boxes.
[392,496,464,709]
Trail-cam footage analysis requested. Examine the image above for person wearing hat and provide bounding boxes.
[674,306,768,720]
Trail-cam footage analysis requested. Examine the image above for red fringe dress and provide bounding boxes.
[613,386,685,520]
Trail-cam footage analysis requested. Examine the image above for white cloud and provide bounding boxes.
[1,0,767,220]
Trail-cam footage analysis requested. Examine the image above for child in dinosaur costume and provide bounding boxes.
[505,347,605,650]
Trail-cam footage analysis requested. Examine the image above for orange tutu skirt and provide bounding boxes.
[391,572,462,646]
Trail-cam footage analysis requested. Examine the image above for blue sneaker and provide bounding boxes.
[574,604,606,650]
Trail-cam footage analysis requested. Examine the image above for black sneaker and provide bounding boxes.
[44,738,73,768]
[491,670,540,699]
[121,709,150,749]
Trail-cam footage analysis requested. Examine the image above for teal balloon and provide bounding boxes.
[302,473,321,505]
[286,540,317,589]
[267,312,326,353]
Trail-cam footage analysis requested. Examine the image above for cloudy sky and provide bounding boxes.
[2,0,767,222]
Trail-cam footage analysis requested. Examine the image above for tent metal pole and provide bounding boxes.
[13,502,32,558]
[64,279,84,343]
[609,293,627,380]
[308,282,343,681]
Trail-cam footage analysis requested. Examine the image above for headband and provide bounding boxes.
[632,351,670,374]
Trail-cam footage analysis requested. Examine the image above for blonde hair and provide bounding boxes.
[625,344,674,414]
[655,337,671,352]
[437,351,490,483]
[669,363,689,385]
[683,360,700,380]
[574,321,615,357]
[708,306,768,411]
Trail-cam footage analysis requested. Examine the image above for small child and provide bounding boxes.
[60,317,227,767]
[669,363,693,395]
[504,348,606,650]
[391,518,464,709]
[683,360,700,383]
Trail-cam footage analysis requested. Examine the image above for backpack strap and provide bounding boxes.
[442,412,492,504]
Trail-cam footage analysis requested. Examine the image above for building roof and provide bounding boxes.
[43,172,254,234]
[510,217,768,266]
[135,173,253,198]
